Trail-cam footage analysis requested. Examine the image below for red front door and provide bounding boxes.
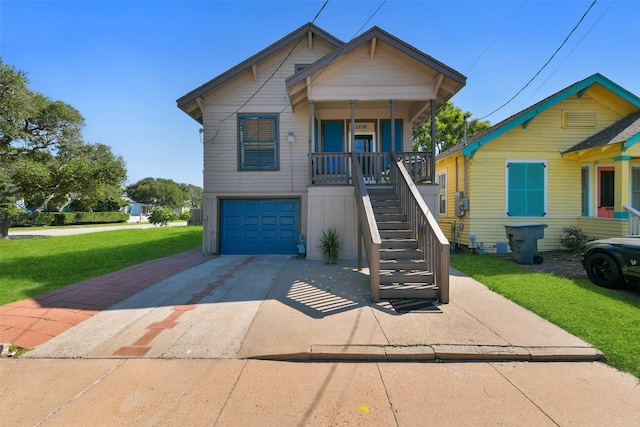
[598,167,614,218]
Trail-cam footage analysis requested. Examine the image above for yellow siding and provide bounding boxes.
[436,92,635,253]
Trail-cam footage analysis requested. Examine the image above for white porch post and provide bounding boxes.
[430,99,436,179]
[350,100,356,151]
[308,100,314,186]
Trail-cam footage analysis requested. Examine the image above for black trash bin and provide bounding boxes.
[504,222,548,264]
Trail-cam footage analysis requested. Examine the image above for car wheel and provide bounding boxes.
[585,252,623,288]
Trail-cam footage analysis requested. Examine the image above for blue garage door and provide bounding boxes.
[220,199,299,254]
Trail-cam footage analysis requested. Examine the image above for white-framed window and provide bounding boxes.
[238,114,279,171]
[505,159,547,217]
[632,167,640,210]
[581,165,590,216]
[437,171,446,214]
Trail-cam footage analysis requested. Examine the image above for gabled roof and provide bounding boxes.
[438,73,640,159]
[563,111,640,153]
[285,25,466,102]
[176,23,344,121]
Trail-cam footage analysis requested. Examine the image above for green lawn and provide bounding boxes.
[451,253,640,379]
[0,226,202,305]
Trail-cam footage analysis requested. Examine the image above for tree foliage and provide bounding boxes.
[412,101,491,154]
[126,177,186,209]
[0,59,127,238]
[179,183,202,208]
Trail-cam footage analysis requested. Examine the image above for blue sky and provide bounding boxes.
[1,0,638,187]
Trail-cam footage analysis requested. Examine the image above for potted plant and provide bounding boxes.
[320,227,341,264]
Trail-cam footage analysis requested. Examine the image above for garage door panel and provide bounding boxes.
[220,199,299,254]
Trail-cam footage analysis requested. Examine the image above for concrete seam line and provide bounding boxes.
[35,359,127,426]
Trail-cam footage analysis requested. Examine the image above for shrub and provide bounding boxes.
[319,227,341,264]
[559,225,595,253]
[53,212,128,225]
[148,207,178,226]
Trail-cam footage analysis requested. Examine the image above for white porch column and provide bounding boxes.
[350,100,356,151]
[308,100,314,185]
[430,99,436,179]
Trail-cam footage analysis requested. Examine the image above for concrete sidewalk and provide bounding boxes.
[2,253,640,425]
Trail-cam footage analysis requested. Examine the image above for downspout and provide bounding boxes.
[463,115,468,197]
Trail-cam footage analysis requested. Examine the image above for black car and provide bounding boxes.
[581,237,640,288]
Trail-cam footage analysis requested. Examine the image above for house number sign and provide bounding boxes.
[352,122,375,132]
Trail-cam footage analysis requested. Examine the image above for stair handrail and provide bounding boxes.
[390,153,450,303]
[624,205,640,235]
[351,152,382,302]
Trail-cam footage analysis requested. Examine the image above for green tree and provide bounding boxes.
[178,183,202,208]
[0,59,127,238]
[126,178,186,209]
[412,101,491,154]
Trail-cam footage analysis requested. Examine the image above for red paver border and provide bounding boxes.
[0,249,215,349]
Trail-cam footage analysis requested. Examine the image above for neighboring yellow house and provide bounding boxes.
[436,74,640,253]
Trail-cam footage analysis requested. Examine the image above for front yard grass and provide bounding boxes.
[451,253,640,379]
[0,226,202,305]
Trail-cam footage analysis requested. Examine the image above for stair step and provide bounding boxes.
[380,258,427,270]
[380,229,414,239]
[378,221,411,230]
[379,248,423,259]
[375,213,407,222]
[372,206,403,214]
[371,199,401,208]
[379,284,439,300]
[380,271,434,284]
[381,239,418,250]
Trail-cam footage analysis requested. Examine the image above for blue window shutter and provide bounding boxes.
[508,162,545,216]
[381,120,403,152]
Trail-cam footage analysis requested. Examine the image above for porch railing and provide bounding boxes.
[352,152,382,302]
[624,205,640,235]
[310,152,432,185]
[389,153,450,303]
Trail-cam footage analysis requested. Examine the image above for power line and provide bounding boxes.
[478,0,598,121]
[465,1,529,74]
[515,0,612,111]
[218,0,330,125]
[276,0,388,115]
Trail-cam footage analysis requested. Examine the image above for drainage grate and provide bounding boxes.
[389,299,442,313]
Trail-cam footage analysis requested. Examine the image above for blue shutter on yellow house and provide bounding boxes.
[507,162,545,217]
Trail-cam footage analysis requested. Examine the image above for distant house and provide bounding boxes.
[435,73,640,253]
[127,201,153,222]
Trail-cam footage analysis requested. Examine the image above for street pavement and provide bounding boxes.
[2,253,640,426]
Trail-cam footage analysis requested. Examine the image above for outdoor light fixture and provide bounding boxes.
[286,132,296,143]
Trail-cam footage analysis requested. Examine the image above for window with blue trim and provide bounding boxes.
[506,161,546,217]
[581,166,590,216]
[238,114,278,171]
[632,168,640,209]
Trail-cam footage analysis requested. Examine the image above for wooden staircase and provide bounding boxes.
[368,186,440,300]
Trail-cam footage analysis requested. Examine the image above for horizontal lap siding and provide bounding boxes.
[312,43,436,101]
[202,39,337,195]
[436,94,631,252]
